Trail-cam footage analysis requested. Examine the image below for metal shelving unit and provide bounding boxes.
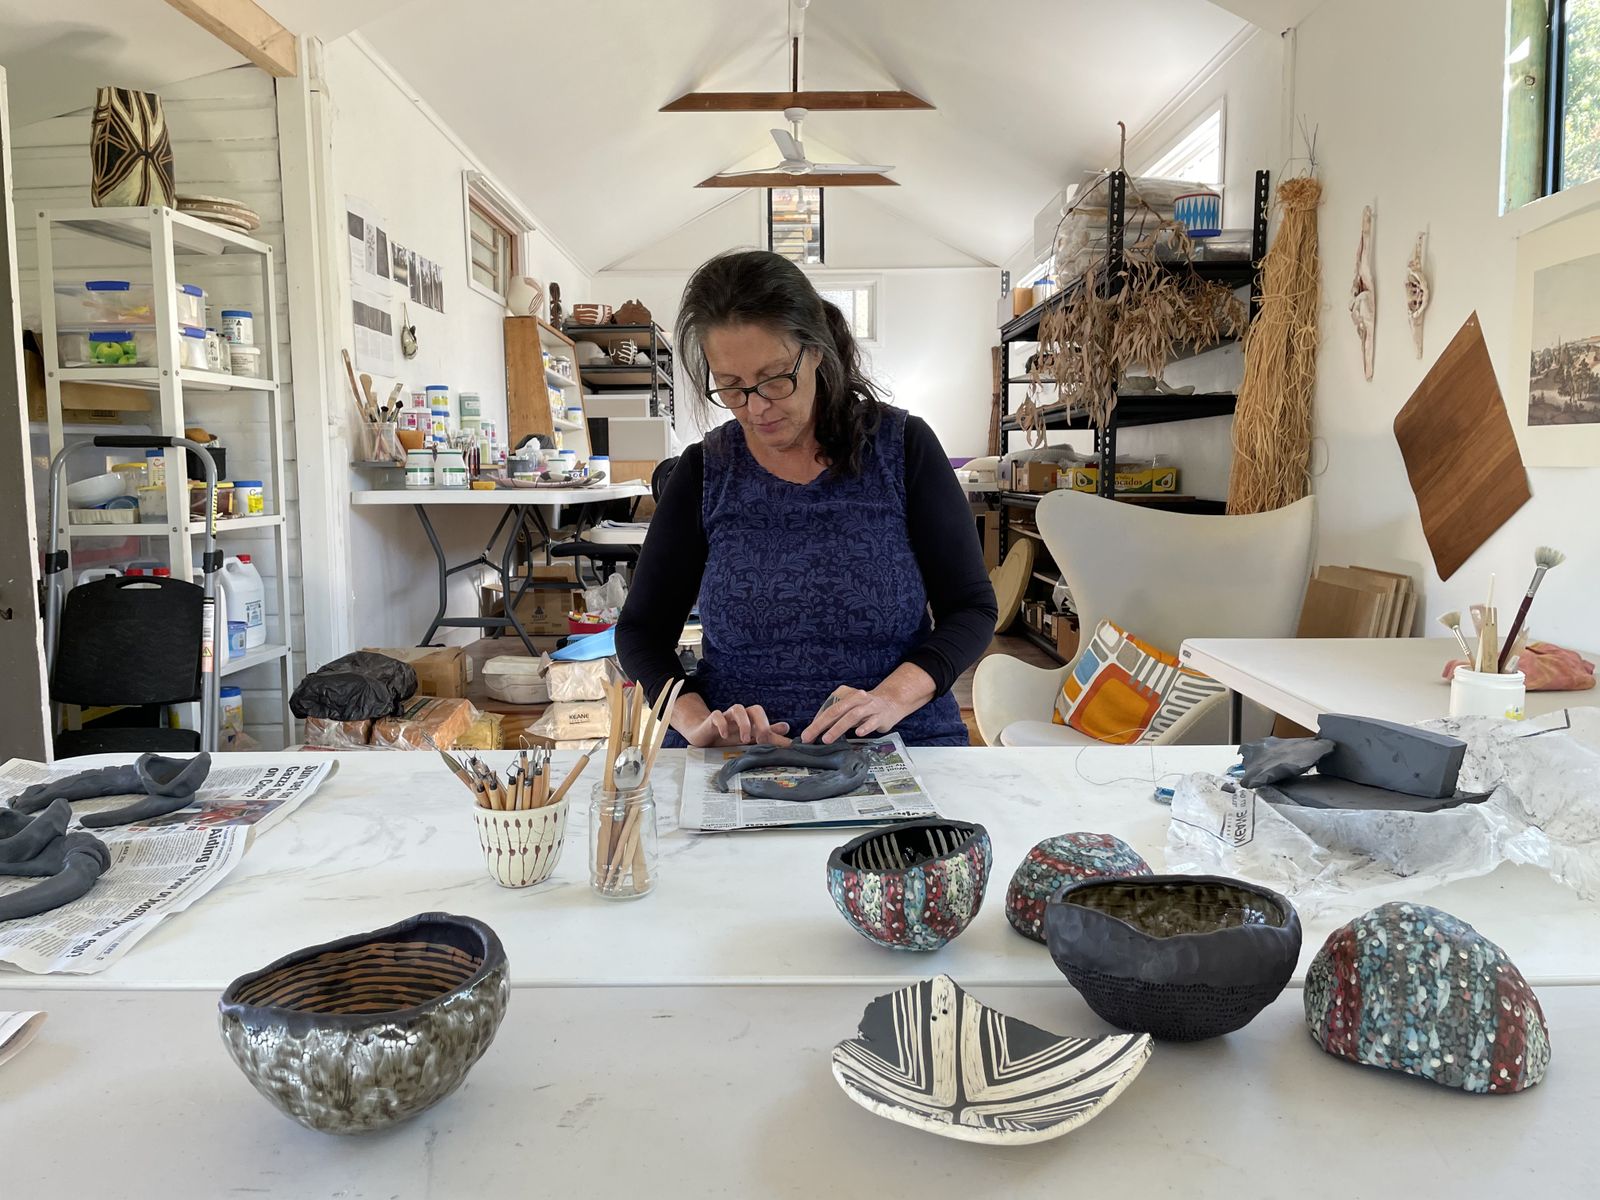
[36,205,296,746]
[994,170,1270,664]
[564,322,674,421]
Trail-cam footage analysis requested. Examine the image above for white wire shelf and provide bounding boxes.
[53,367,276,393]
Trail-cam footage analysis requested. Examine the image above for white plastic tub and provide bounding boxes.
[483,656,550,705]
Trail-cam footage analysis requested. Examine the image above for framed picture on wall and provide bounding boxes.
[1511,206,1600,465]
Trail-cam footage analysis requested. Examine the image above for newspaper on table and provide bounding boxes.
[0,759,334,975]
[680,734,937,832]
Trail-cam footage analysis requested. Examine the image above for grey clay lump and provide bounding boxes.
[0,799,72,867]
[0,833,111,921]
[713,742,872,801]
[1238,737,1335,787]
[1315,714,1465,798]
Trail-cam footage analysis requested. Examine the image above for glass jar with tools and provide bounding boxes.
[588,782,657,900]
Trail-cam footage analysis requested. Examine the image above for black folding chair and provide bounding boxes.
[42,436,221,758]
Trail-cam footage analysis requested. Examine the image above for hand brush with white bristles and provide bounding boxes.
[1498,547,1566,672]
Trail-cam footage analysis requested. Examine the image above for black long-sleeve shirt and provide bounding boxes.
[616,414,997,705]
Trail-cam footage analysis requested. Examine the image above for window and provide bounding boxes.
[1140,102,1225,185]
[463,172,530,301]
[814,280,878,342]
[468,199,516,297]
[769,187,824,264]
[1504,0,1600,208]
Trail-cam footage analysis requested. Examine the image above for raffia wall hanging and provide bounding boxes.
[1226,175,1323,514]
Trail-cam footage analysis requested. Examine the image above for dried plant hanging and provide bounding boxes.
[1227,174,1323,515]
[1027,156,1247,444]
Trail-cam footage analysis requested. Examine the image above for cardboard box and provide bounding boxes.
[1056,617,1080,661]
[481,564,584,638]
[361,646,469,699]
[1063,465,1180,495]
[1022,599,1046,634]
[1003,460,1059,494]
[977,510,1000,571]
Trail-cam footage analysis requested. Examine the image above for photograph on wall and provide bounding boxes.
[391,242,410,288]
[345,197,390,292]
[1526,250,1600,425]
[1510,206,1600,465]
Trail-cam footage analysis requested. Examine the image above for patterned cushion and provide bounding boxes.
[1053,619,1225,745]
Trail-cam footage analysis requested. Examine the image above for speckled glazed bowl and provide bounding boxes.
[827,819,991,951]
[218,912,509,1133]
[1045,875,1301,1041]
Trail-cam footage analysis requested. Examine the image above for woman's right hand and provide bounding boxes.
[680,703,792,748]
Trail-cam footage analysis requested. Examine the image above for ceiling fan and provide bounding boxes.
[699,106,896,188]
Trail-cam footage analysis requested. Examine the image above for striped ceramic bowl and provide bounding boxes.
[218,912,509,1133]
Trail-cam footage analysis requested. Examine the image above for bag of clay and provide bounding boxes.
[290,652,418,720]
[547,658,610,703]
[370,697,479,751]
[528,701,611,745]
[303,718,374,749]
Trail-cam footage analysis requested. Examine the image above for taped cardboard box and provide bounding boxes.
[371,697,479,750]
[360,646,468,699]
[482,565,584,638]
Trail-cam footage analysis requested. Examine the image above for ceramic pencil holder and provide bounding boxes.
[1449,667,1526,720]
[589,783,657,901]
[472,796,568,888]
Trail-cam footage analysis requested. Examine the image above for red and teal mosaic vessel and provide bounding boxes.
[1006,833,1152,943]
[1304,902,1550,1094]
[827,819,990,951]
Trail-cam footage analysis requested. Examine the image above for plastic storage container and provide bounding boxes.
[220,310,254,346]
[405,448,435,488]
[233,480,265,516]
[219,555,266,649]
[227,344,264,378]
[59,329,156,367]
[54,280,206,328]
[436,448,469,489]
[178,326,209,369]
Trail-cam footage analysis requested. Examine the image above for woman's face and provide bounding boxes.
[703,322,819,453]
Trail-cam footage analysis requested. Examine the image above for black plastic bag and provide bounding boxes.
[290,652,418,720]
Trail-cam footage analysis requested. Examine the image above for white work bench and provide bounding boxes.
[4,745,1597,1197]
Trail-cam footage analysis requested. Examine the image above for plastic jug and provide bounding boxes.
[198,568,236,660]
[76,567,121,587]
[219,555,266,648]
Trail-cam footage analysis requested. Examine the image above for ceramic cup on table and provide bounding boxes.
[472,796,568,888]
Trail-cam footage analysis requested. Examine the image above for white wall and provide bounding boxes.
[10,66,304,747]
[1132,1,1600,646]
[597,189,999,457]
[325,36,591,651]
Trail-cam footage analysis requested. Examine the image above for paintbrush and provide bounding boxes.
[1438,611,1474,660]
[1499,546,1566,672]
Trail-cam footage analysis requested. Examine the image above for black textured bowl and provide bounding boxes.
[1045,875,1301,1041]
[218,912,509,1133]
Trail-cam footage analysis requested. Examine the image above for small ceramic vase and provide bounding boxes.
[473,797,567,888]
[90,87,176,207]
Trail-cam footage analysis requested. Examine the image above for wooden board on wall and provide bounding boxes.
[1394,313,1531,580]
[504,316,555,447]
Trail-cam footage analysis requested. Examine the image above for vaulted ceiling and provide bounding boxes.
[2,0,1272,272]
[354,0,1250,270]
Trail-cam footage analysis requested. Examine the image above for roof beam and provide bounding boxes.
[663,90,932,113]
[696,172,897,188]
[162,0,298,77]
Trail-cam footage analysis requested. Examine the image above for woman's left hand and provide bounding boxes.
[801,666,935,744]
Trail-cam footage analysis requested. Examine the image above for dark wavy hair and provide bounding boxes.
[676,249,884,477]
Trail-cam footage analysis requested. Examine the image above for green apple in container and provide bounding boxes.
[88,331,138,365]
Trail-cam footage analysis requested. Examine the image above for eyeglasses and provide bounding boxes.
[706,347,806,410]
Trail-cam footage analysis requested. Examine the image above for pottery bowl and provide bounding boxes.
[827,819,991,951]
[218,912,509,1133]
[1045,874,1301,1041]
[570,303,613,326]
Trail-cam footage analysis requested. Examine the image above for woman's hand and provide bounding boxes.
[801,665,937,744]
[680,702,792,748]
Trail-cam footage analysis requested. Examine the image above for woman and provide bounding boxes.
[615,250,997,748]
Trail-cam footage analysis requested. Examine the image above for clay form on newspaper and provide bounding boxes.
[0,799,73,869]
[0,833,111,921]
[713,742,871,802]
[11,752,210,827]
